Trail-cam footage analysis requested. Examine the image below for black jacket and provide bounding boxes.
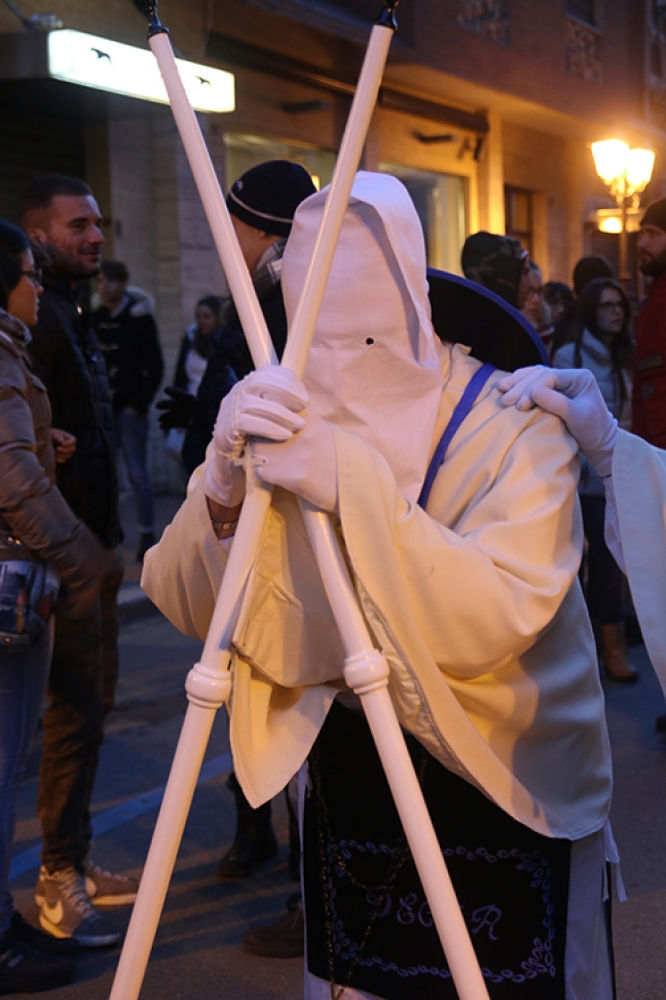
[28,270,122,548]
[92,295,164,414]
[221,282,287,380]
[181,282,287,474]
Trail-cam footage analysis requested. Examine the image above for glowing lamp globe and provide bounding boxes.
[591,139,629,186]
[626,148,655,192]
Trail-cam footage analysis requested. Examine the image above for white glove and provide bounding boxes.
[497,366,619,477]
[205,366,309,506]
[252,409,339,513]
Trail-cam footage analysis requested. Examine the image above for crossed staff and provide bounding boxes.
[111,4,491,998]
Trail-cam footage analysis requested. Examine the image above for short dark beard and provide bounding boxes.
[42,239,100,282]
[640,245,666,277]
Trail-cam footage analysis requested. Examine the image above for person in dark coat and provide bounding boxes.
[19,175,137,948]
[92,261,164,561]
[158,159,316,480]
[159,160,317,883]
[172,295,228,397]
[461,231,530,311]
[0,219,112,991]
[165,295,238,476]
[633,198,666,448]
[549,256,613,357]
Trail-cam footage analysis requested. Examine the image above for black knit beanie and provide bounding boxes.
[461,232,527,309]
[226,160,317,238]
[641,197,666,233]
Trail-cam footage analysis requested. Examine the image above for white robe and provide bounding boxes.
[605,428,666,695]
[142,342,612,842]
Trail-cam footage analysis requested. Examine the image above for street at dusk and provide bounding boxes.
[6,597,666,999]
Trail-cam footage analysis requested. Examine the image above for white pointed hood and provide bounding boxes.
[282,171,443,502]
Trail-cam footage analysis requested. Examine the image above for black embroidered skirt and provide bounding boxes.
[303,701,571,1000]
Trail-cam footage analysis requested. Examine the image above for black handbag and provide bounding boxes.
[0,533,60,648]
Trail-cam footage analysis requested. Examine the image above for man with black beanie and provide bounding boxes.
[159,159,316,474]
[159,159,316,884]
[634,197,666,449]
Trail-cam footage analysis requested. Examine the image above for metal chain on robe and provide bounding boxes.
[311,743,429,1000]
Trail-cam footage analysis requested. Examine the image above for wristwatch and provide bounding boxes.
[210,516,239,538]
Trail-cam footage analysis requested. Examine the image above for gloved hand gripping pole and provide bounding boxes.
[110,4,490,999]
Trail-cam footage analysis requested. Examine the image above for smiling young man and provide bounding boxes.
[634,198,666,449]
[18,176,134,947]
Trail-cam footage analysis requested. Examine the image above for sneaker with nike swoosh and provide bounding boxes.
[37,868,120,948]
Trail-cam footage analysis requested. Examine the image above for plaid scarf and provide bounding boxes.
[252,237,286,302]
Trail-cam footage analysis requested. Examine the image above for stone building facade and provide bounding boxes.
[0,0,663,489]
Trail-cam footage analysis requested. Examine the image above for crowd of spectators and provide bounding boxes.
[461,222,666,692]
[0,161,315,992]
[3,157,666,993]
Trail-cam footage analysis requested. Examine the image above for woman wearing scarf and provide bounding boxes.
[0,221,115,990]
[552,278,636,682]
[143,174,614,999]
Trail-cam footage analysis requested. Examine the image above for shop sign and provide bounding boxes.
[48,29,235,113]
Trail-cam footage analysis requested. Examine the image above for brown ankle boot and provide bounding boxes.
[600,622,638,683]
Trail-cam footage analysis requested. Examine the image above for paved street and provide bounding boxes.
[8,595,666,999]
[10,611,303,999]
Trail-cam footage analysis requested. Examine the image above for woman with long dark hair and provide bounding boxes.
[173,295,227,397]
[553,276,636,681]
[0,221,112,990]
[160,295,237,475]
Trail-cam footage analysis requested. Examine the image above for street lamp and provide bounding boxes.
[591,139,655,286]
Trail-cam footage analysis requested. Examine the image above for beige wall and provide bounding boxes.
[502,122,572,281]
[477,112,505,235]
[81,99,229,491]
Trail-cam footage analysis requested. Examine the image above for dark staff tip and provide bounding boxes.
[130,0,169,38]
[376,0,399,30]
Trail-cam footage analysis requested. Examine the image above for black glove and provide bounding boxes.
[156,386,197,431]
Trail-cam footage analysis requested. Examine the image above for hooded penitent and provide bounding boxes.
[228,173,445,804]
[143,172,611,841]
[282,171,444,502]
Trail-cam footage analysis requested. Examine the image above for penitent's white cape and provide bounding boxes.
[143,173,612,841]
[608,429,666,694]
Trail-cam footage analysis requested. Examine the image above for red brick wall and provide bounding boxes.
[412,0,637,127]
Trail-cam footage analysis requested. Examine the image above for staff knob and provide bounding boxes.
[376,0,400,30]
[130,0,169,38]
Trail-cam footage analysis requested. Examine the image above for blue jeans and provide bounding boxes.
[0,625,53,936]
[117,409,155,534]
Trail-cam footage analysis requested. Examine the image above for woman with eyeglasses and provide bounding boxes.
[552,276,636,682]
[0,221,113,992]
[520,260,556,354]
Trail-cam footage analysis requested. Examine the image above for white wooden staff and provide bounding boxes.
[111,4,490,999]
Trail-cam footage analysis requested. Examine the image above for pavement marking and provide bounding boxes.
[10,750,232,880]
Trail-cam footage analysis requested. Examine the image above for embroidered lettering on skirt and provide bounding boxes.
[304,703,570,1000]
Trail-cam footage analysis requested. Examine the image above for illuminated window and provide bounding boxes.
[504,186,532,257]
[381,164,468,275]
[224,132,335,192]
